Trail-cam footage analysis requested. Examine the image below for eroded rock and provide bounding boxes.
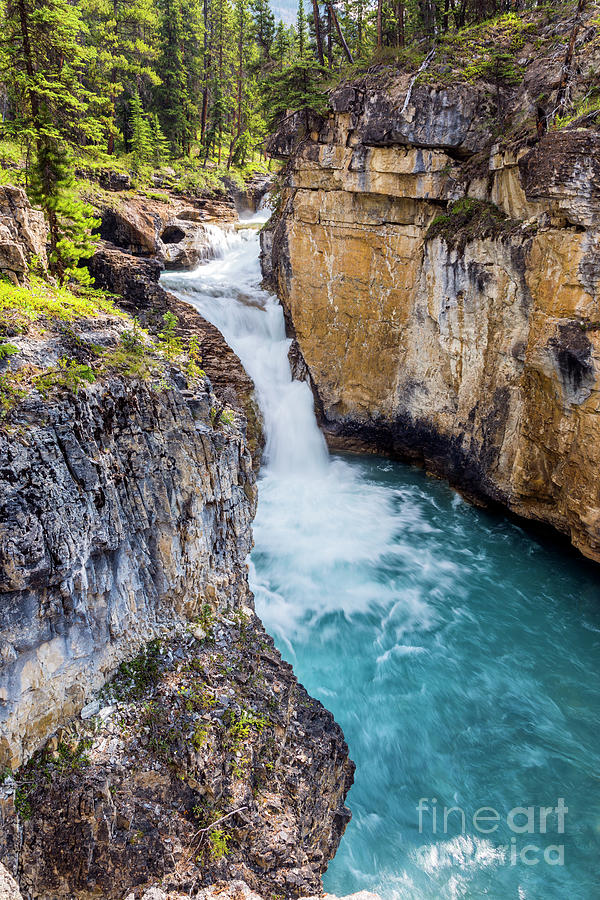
[262,68,600,562]
[2,616,353,899]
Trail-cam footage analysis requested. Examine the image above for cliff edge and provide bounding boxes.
[261,7,600,561]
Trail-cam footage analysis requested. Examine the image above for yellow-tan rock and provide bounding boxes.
[262,80,600,562]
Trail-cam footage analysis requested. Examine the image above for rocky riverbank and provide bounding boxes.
[261,8,600,562]
[0,178,353,898]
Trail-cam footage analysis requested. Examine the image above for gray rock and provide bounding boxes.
[0,185,47,283]
[0,863,22,900]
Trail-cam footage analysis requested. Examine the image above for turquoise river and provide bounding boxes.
[163,220,600,900]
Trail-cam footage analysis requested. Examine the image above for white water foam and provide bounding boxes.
[161,226,436,641]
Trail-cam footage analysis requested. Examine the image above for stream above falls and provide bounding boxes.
[162,223,600,900]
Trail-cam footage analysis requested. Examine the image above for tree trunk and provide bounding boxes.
[228,2,244,168]
[554,0,587,117]
[396,0,404,46]
[327,0,353,63]
[377,0,383,48]
[311,0,325,66]
[200,0,210,147]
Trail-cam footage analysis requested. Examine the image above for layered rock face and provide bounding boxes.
[0,338,256,769]
[262,61,600,561]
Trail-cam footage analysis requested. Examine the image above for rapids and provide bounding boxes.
[162,220,600,900]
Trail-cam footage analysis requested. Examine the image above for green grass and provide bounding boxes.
[417,13,537,86]
[553,91,600,129]
[425,197,522,249]
[0,275,123,334]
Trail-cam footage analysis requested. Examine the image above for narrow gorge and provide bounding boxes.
[1,3,600,899]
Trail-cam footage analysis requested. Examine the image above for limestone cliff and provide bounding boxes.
[261,10,600,562]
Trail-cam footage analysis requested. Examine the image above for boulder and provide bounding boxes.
[0,185,47,283]
[99,201,160,255]
[158,218,220,270]
[98,170,132,192]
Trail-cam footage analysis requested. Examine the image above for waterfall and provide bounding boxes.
[198,222,241,259]
[162,227,329,474]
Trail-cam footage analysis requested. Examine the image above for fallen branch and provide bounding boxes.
[400,49,435,116]
[192,805,249,847]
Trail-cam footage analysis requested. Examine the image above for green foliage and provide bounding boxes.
[225,707,269,777]
[0,343,19,360]
[33,358,96,397]
[120,318,147,356]
[148,114,171,165]
[3,0,103,281]
[262,61,330,131]
[15,785,33,820]
[177,683,217,711]
[207,827,230,860]
[0,276,122,333]
[154,0,201,155]
[51,738,93,775]
[129,91,154,171]
[553,90,600,129]
[192,720,211,748]
[425,198,520,249]
[192,603,216,639]
[186,335,206,381]
[226,708,269,744]
[296,0,308,58]
[157,311,183,360]
[12,732,93,822]
[210,404,236,427]
[110,639,163,701]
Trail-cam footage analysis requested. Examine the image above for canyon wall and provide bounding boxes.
[0,318,257,770]
[262,57,600,561]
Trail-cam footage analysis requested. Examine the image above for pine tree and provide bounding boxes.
[250,0,275,56]
[204,0,234,164]
[155,0,190,154]
[4,0,101,281]
[154,0,203,155]
[129,91,153,169]
[228,0,249,166]
[273,21,290,70]
[149,113,170,164]
[79,0,159,154]
[263,60,329,130]
[297,0,308,58]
